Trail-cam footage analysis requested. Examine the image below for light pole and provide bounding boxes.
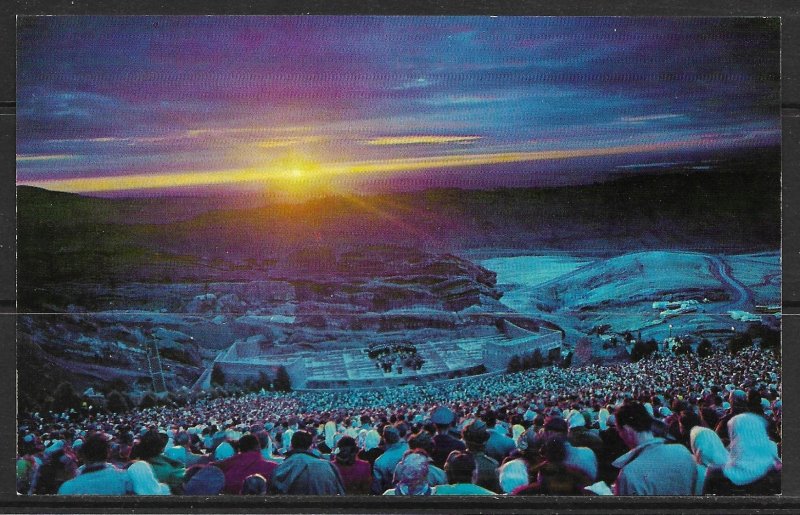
[669,324,673,338]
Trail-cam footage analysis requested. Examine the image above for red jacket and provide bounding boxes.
[333,458,372,495]
[215,451,278,495]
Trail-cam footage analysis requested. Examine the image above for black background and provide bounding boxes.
[2,1,799,511]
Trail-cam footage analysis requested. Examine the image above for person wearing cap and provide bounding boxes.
[430,406,466,470]
[612,402,696,495]
[432,451,494,495]
[57,433,132,495]
[270,430,345,495]
[462,420,501,493]
[214,434,278,495]
[482,411,515,463]
[371,424,409,494]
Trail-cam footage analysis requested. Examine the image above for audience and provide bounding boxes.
[17,347,780,497]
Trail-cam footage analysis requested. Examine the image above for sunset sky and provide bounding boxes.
[16,16,780,197]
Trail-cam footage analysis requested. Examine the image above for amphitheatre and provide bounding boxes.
[205,320,563,390]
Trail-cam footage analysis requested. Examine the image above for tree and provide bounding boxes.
[105,390,129,414]
[697,339,713,358]
[210,364,226,387]
[728,333,752,355]
[274,366,292,392]
[531,349,544,369]
[51,381,82,412]
[138,391,158,409]
[506,355,522,373]
[630,339,658,362]
[560,351,573,369]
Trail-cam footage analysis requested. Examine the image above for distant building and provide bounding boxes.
[483,320,562,370]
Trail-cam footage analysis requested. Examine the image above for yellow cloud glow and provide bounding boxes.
[18,141,691,194]
[16,154,77,162]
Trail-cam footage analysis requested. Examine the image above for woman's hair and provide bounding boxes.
[334,435,358,466]
[539,435,567,464]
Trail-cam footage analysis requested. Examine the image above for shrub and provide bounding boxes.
[105,390,129,414]
[139,391,158,409]
[697,339,713,358]
[274,366,292,392]
[210,365,226,387]
[51,381,82,412]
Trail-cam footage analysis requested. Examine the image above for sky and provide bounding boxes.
[16,16,780,197]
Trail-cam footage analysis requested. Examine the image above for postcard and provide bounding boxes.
[15,16,781,498]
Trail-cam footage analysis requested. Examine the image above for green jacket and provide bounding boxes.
[148,454,186,494]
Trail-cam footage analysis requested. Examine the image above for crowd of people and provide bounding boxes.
[17,347,780,496]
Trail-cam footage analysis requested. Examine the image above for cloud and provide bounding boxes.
[363,136,481,146]
[19,139,709,194]
[16,154,77,162]
[620,114,684,123]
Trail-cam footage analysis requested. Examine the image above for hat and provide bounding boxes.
[394,452,430,489]
[214,441,234,460]
[430,406,455,425]
[44,440,64,456]
[462,420,489,445]
[183,465,225,495]
[567,412,585,430]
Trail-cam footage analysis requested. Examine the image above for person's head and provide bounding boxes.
[78,433,110,464]
[498,459,529,494]
[238,434,260,453]
[393,451,430,495]
[136,431,168,461]
[182,464,225,496]
[444,450,476,485]
[538,435,567,465]
[290,430,313,452]
[729,390,748,412]
[430,406,455,432]
[615,402,655,448]
[542,416,568,436]
[408,429,434,455]
[383,425,400,445]
[462,420,490,452]
[364,429,381,451]
[334,435,358,466]
[240,473,267,495]
[690,426,729,467]
[481,410,498,429]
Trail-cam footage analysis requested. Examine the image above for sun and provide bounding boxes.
[268,150,329,197]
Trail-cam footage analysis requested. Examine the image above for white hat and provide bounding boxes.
[567,411,586,429]
[214,441,235,460]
